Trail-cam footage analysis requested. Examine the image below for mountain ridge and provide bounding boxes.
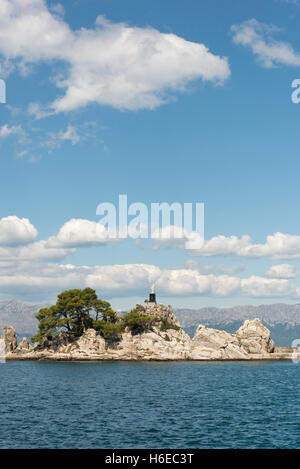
[0,300,47,336]
[174,303,300,346]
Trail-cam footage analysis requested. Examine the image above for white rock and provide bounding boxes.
[108,327,191,360]
[2,313,283,361]
[236,318,275,354]
[190,324,249,360]
[2,325,17,352]
[70,329,107,356]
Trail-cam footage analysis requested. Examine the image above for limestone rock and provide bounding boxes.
[16,337,33,353]
[108,326,191,360]
[1,308,282,361]
[190,324,248,359]
[236,318,275,354]
[136,303,181,328]
[71,328,106,356]
[2,326,17,352]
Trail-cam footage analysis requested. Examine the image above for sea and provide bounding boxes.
[0,360,299,448]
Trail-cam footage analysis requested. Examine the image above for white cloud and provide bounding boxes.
[0,216,37,246]
[150,225,204,250]
[43,124,80,150]
[59,125,80,144]
[41,219,300,261]
[3,216,300,262]
[184,259,245,275]
[0,260,294,300]
[85,265,298,298]
[265,263,296,278]
[193,232,300,259]
[49,2,65,17]
[27,154,41,164]
[231,18,300,68]
[47,218,120,248]
[0,215,300,301]
[87,264,161,295]
[0,124,24,138]
[194,234,251,257]
[0,240,74,261]
[15,149,28,159]
[0,0,230,113]
[0,264,87,299]
[240,275,294,297]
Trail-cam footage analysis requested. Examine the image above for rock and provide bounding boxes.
[190,324,249,360]
[236,318,275,354]
[57,327,191,360]
[136,303,181,328]
[16,337,33,353]
[108,326,191,360]
[34,330,69,352]
[72,329,106,356]
[2,326,17,352]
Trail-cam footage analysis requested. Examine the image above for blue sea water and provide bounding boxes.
[0,360,299,448]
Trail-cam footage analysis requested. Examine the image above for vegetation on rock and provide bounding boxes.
[31,288,118,342]
[160,318,180,332]
[123,309,157,335]
[93,320,124,340]
[31,289,181,344]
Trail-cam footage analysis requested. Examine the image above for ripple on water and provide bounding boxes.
[0,361,299,448]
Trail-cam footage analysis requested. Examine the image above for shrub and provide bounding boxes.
[123,309,157,335]
[93,320,124,340]
[160,318,180,332]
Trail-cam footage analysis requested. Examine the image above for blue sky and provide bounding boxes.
[1,0,300,308]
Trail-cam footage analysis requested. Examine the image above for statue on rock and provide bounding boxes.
[149,283,156,304]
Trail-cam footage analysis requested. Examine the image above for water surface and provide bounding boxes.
[0,361,299,448]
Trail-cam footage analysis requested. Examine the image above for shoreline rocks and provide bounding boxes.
[0,303,296,361]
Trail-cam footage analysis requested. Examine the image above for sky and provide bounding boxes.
[1,0,300,309]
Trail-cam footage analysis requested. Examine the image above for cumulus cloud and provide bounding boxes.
[0,259,296,301]
[231,19,300,68]
[1,215,300,301]
[0,264,88,300]
[0,216,37,246]
[0,0,230,113]
[83,265,298,299]
[184,259,245,275]
[0,241,74,262]
[87,264,161,295]
[194,234,251,257]
[3,216,300,261]
[150,225,204,250]
[265,263,296,279]
[47,218,121,248]
[193,232,300,259]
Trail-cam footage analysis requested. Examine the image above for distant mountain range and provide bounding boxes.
[175,304,300,346]
[1,299,300,346]
[0,300,45,338]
